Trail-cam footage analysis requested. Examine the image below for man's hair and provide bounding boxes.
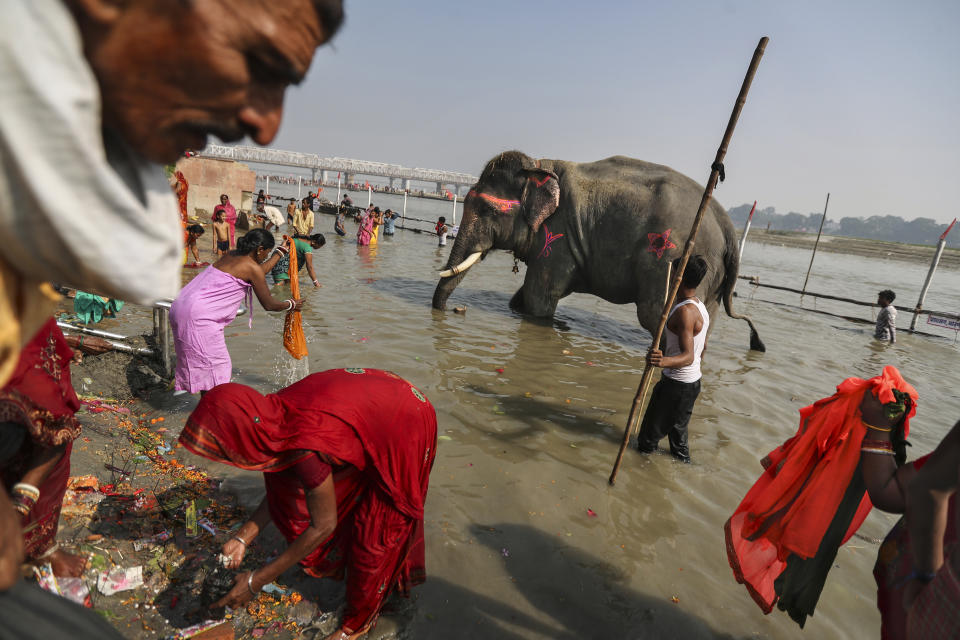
[672,255,708,288]
[220,193,228,199]
[187,224,204,235]
[879,289,896,302]
[438,216,446,223]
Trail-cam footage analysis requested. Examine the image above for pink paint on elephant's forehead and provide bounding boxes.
[469,190,519,213]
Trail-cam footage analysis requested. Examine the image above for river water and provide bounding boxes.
[149,216,960,639]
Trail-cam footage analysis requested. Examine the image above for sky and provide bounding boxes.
[268,0,960,224]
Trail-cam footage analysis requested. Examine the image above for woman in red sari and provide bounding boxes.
[179,368,437,640]
[725,365,922,628]
[0,318,86,577]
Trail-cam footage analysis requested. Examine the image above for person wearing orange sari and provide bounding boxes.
[179,368,437,640]
[725,365,921,627]
[0,318,87,577]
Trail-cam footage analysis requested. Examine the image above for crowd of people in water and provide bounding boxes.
[1,2,957,640]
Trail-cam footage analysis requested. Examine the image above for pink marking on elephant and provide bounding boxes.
[647,229,676,259]
[537,225,564,259]
[470,190,520,213]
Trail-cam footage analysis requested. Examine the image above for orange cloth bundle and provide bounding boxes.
[283,237,308,360]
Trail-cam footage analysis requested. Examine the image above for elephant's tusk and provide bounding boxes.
[439,251,482,278]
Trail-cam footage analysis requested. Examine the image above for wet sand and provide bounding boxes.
[53,226,960,639]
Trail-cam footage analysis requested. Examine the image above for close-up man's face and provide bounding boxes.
[75,0,343,163]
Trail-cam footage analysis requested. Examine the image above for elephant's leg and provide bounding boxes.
[509,287,525,312]
[517,257,578,318]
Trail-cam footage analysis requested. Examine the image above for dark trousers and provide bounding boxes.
[637,376,701,461]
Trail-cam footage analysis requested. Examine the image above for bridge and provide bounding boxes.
[198,144,479,194]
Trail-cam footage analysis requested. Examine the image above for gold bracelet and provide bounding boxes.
[863,421,892,432]
[861,447,895,456]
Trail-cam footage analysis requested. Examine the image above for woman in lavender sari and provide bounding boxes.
[170,229,303,395]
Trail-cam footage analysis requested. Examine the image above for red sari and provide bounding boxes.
[0,318,82,557]
[179,368,437,631]
[725,366,917,624]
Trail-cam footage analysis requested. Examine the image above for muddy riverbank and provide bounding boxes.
[742,229,960,269]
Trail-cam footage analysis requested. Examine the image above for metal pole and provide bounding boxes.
[56,321,128,341]
[738,200,757,261]
[336,176,341,206]
[265,175,270,197]
[367,185,372,207]
[403,191,407,226]
[451,193,457,226]
[800,192,830,299]
[910,218,956,331]
[610,36,770,485]
[297,175,302,199]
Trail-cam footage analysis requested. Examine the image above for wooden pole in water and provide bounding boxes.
[910,218,957,331]
[610,36,769,485]
[336,175,341,206]
[367,185,372,207]
[403,191,408,226]
[800,192,830,299]
[451,192,458,226]
[738,200,757,261]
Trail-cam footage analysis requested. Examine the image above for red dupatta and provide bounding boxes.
[0,318,81,446]
[179,369,436,520]
[725,365,918,613]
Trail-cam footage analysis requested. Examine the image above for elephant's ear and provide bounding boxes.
[520,168,560,233]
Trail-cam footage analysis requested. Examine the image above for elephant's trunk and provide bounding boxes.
[432,267,469,310]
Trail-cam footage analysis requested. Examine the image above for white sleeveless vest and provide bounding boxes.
[662,298,709,383]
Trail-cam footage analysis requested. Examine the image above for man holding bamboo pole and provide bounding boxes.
[637,256,710,463]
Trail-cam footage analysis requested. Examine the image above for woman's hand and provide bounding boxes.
[221,538,247,570]
[213,570,258,610]
[292,299,304,311]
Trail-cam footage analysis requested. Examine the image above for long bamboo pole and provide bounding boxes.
[800,192,830,299]
[609,36,769,486]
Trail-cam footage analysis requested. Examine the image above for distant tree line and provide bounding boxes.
[727,204,957,248]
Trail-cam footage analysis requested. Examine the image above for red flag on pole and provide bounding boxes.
[940,218,957,241]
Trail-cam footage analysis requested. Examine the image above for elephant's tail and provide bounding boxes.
[721,232,766,352]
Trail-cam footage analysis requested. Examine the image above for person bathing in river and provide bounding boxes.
[876,289,897,344]
[0,319,88,579]
[180,368,437,640]
[334,208,347,237]
[382,209,398,236]
[726,365,921,628]
[357,206,375,246]
[170,229,303,395]
[185,224,205,264]
[270,233,326,288]
[212,211,230,258]
[637,256,710,463]
[369,207,383,246]
[435,217,448,247]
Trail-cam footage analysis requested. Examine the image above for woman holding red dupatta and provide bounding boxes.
[725,365,923,628]
[179,368,437,640]
[1,318,87,577]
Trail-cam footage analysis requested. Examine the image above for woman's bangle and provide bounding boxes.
[12,483,40,501]
[232,535,248,547]
[284,299,294,311]
[247,569,259,596]
[312,280,320,286]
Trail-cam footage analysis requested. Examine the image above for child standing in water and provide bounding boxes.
[436,216,449,247]
[212,211,230,257]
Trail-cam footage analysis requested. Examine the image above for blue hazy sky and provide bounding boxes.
[272,0,960,224]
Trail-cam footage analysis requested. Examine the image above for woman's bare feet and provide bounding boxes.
[43,549,88,578]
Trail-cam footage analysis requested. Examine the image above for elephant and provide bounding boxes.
[432,150,764,351]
